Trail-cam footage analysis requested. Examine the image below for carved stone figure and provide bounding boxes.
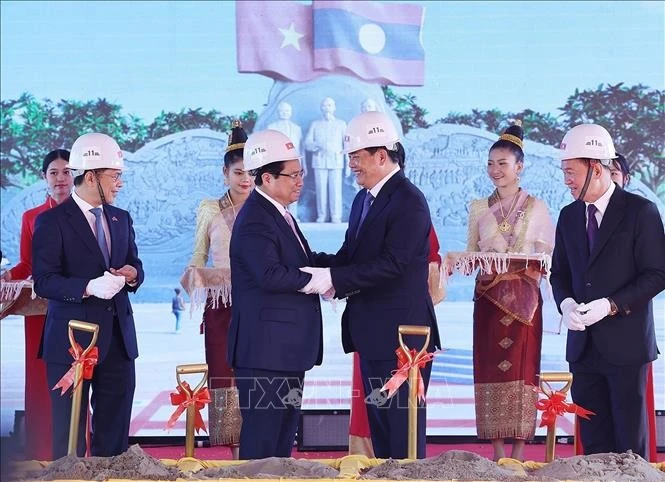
[268,102,302,153]
[305,97,347,223]
[361,98,381,113]
[268,101,304,220]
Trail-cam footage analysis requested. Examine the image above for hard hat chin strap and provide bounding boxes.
[93,171,108,205]
[577,160,594,201]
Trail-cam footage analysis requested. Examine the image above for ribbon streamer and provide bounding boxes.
[380,347,435,402]
[535,383,595,428]
[166,381,211,434]
[52,343,99,395]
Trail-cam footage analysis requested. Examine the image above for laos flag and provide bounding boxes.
[312,0,425,86]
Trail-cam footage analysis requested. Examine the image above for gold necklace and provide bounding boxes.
[226,191,237,220]
[497,190,520,233]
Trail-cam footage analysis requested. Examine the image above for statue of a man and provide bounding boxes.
[305,97,347,223]
[361,98,381,113]
[268,102,304,220]
[268,102,303,153]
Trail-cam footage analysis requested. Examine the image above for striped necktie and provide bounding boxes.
[90,207,110,267]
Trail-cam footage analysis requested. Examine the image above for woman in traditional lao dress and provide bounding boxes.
[1,149,73,460]
[466,122,555,461]
[185,121,252,457]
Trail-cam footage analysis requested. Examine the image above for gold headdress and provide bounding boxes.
[225,120,247,153]
[499,120,523,150]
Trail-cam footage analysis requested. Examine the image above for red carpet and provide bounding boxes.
[140,442,577,462]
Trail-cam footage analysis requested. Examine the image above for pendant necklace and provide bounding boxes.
[226,191,237,220]
[497,191,519,233]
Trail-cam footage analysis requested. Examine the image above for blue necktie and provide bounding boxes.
[355,191,374,238]
[587,204,599,254]
[90,207,110,267]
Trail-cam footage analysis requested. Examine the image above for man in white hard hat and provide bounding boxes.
[32,132,144,458]
[300,111,441,459]
[227,129,323,459]
[551,123,665,458]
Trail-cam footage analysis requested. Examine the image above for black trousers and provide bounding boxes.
[570,340,649,458]
[234,366,304,459]
[359,357,432,459]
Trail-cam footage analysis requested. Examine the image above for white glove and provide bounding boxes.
[298,267,333,295]
[560,298,586,331]
[86,272,125,299]
[576,298,611,326]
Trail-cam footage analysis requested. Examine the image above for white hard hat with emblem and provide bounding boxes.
[559,124,617,165]
[243,129,302,171]
[343,111,400,154]
[68,132,124,175]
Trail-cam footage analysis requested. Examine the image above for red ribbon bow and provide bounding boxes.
[380,347,435,402]
[535,385,595,428]
[52,343,99,395]
[166,381,211,434]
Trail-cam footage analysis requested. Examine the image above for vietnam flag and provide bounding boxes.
[236,1,326,82]
[313,0,425,86]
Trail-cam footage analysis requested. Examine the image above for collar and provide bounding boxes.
[585,181,615,215]
[255,187,288,217]
[368,165,400,199]
[72,190,102,213]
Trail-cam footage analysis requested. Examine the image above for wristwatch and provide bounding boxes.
[607,298,619,316]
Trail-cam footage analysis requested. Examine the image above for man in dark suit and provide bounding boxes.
[551,123,665,458]
[228,129,323,459]
[32,132,143,459]
[302,111,441,459]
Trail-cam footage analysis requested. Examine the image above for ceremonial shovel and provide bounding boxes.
[67,320,99,456]
[539,372,573,462]
[175,363,208,458]
[398,325,431,460]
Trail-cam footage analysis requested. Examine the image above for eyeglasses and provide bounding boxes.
[95,171,123,182]
[276,170,305,180]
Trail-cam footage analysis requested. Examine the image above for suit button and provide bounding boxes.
[106,306,113,312]
[586,282,592,287]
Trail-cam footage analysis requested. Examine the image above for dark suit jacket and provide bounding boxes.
[551,186,665,365]
[32,196,144,365]
[228,189,323,372]
[314,170,441,360]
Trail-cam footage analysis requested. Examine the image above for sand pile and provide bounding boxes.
[193,457,339,479]
[359,450,523,480]
[36,445,180,481]
[526,451,665,481]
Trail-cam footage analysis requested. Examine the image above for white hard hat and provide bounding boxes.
[69,133,124,174]
[343,111,400,154]
[559,124,617,165]
[243,129,302,171]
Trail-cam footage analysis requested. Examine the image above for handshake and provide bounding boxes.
[298,267,335,299]
[560,297,612,331]
[85,271,126,300]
